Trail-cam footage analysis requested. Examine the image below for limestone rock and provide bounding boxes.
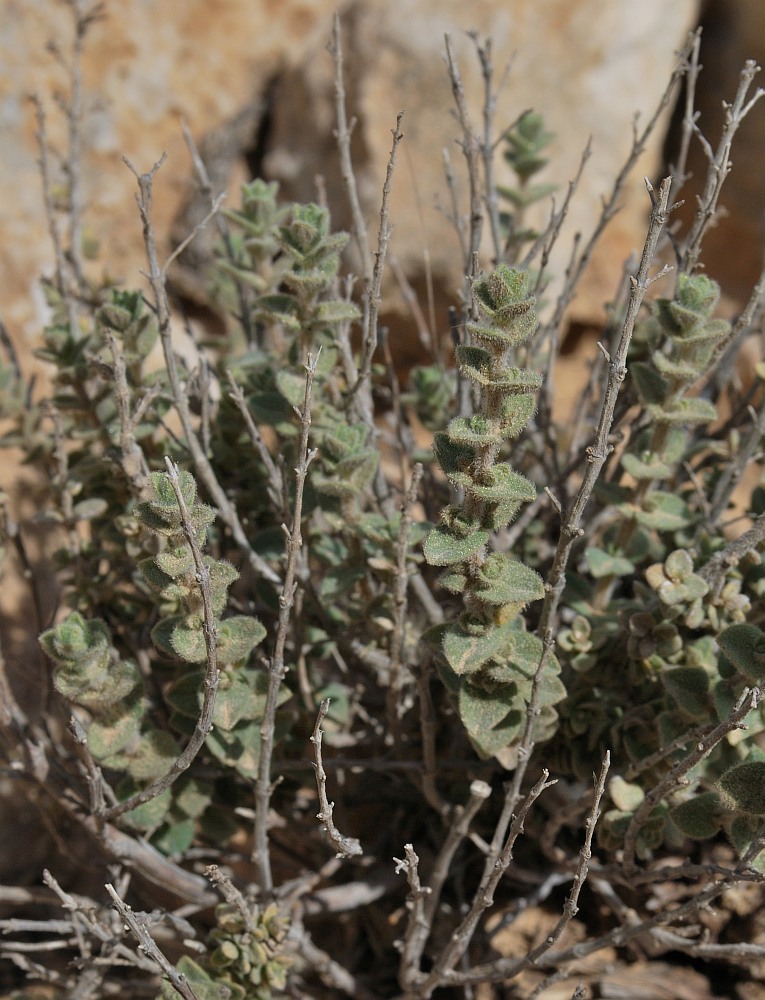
[1,0,701,362]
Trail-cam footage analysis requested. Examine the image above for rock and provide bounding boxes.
[1,0,701,364]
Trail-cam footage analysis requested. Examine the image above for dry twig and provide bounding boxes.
[310,699,363,858]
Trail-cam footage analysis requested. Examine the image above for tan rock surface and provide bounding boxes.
[2,0,700,361]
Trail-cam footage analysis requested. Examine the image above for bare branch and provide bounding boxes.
[543,176,673,630]
[105,884,199,1000]
[123,154,280,585]
[310,699,363,858]
[253,352,320,890]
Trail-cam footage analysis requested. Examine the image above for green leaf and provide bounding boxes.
[432,432,476,479]
[459,679,521,737]
[720,761,765,814]
[319,565,367,599]
[729,815,765,871]
[663,667,710,718]
[499,393,537,439]
[275,369,308,406]
[670,792,722,839]
[465,705,525,758]
[216,616,267,665]
[621,452,673,481]
[152,615,206,663]
[718,624,765,682]
[585,547,634,579]
[213,668,269,729]
[649,397,717,427]
[128,729,180,780]
[447,415,502,447]
[631,361,667,406]
[119,783,172,831]
[423,525,489,567]
[157,955,247,1000]
[467,465,537,505]
[632,492,691,531]
[440,618,516,676]
[152,817,195,855]
[475,555,545,608]
[315,299,361,324]
[87,695,144,759]
[174,778,213,819]
[206,718,262,778]
[438,567,468,593]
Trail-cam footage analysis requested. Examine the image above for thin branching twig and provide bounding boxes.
[123,154,280,586]
[399,779,492,986]
[106,883,199,1000]
[412,771,556,998]
[310,699,363,858]
[253,352,320,890]
[544,176,673,625]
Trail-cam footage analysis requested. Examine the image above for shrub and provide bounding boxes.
[2,9,765,1000]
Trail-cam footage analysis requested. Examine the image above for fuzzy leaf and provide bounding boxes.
[585,547,634,579]
[621,452,673,480]
[429,619,514,676]
[40,612,110,664]
[729,815,765,871]
[663,667,710,718]
[217,616,267,665]
[127,729,180,780]
[151,615,206,663]
[213,667,270,728]
[467,465,537,506]
[157,955,247,1000]
[670,792,722,839]
[423,525,489,567]
[631,362,667,405]
[438,568,468,593]
[153,818,196,855]
[206,718,262,778]
[53,657,141,708]
[119,782,172,831]
[465,706,525,758]
[720,761,765,814]
[447,415,502,447]
[139,558,180,598]
[315,299,361,324]
[459,679,521,735]
[632,492,691,531]
[475,555,545,608]
[275,369,309,406]
[87,696,144,759]
[652,352,700,381]
[154,546,195,578]
[718,624,765,682]
[649,397,717,427]
[432,432,476,478]
[499,393,537,439]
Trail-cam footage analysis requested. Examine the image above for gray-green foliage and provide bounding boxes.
[548,272,765,864]
[423,265,564,759]
[7,30,765,995]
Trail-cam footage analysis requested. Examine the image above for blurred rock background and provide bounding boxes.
[0,0,701,349]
